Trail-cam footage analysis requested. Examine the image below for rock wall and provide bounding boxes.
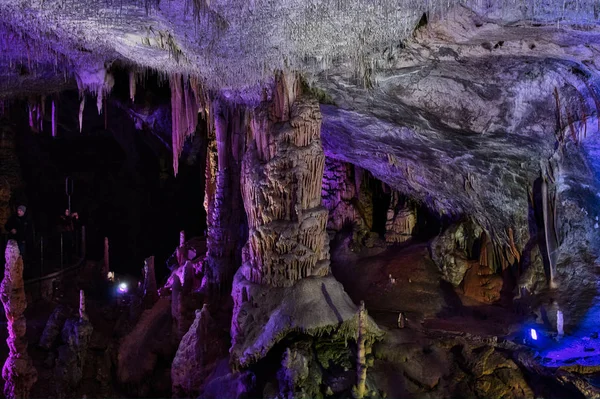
[0,125,22,234]
[0,240,37,399]
[240,75,330,287]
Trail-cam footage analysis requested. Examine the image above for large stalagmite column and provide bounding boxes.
[0,240,37,399]
[203,101,247,295]
[240,74,330,287]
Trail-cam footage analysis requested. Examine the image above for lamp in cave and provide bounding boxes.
[530,328,538,341]
[107,271,115,282]
[118,282,128,294]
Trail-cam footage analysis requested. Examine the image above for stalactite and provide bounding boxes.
[51,100,57,138]
[129,70,137,102]
[79,96,85,133]
[170,74,200,176]
[542,177,558,288]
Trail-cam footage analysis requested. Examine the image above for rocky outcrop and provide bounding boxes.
[0,240,37,399]
[171,261,195,341]
[430,221,483,287]
[39,305,71,349]
[172,304,226,398]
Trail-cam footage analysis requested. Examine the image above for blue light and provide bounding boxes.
[530,328,538,341]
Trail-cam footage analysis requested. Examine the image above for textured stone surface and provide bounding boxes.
[0,240,37,399]
[172,304,226,398]
[39,305,70,350]
[0,125,22,234]
[385,192,416,244]
[240,84,330,287]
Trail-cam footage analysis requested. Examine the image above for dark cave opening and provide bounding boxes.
[4,83,207,282]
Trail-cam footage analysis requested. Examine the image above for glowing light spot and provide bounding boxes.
[118,282,128,293]
[530,328,538,341]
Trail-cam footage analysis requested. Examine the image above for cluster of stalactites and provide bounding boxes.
[74,67,115,133]
[170,74,208,176]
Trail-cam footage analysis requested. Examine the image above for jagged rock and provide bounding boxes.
[39,304,71,349]
[278,341,322,399]
[462,264,503,304]
[0,240,37,399]
[54,316,93,398]
[430,221,483,286]
[172,304,226,398]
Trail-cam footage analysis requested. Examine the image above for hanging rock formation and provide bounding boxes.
[0,240,37,399]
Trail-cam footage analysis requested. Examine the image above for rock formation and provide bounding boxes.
[0,240,37,399]
[0,125,22,234]
[385,192,416,244]
[240,74,330,287]
[172,304,225,398]
[54,290,93,398]
[203,101,247,297]
[322,157,359,231]
[39,305,70,350]
[231,74,383,370]
[142,256,158,308]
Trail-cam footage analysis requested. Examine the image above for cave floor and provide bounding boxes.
[331,240,522,337]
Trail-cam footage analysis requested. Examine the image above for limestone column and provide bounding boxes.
[239,73,330,287]
[142,256,158,308]
[0,240,37,399]
[203,101,247,296]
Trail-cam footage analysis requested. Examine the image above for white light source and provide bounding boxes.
[107,271,115,282]
[118,282,128,293]
[530,328,538,341]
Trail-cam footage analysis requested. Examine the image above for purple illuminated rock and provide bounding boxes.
[0,240,37,399]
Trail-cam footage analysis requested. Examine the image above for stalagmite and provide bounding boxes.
[385,192,416,243]
[79,290,88,321]
[179,230,186,247]
[142,256,158,308]
[240,72,330,287]
[203,101,247,296]
[0,240,37,399]
[103,237,109,278]
[353,301,368,399]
